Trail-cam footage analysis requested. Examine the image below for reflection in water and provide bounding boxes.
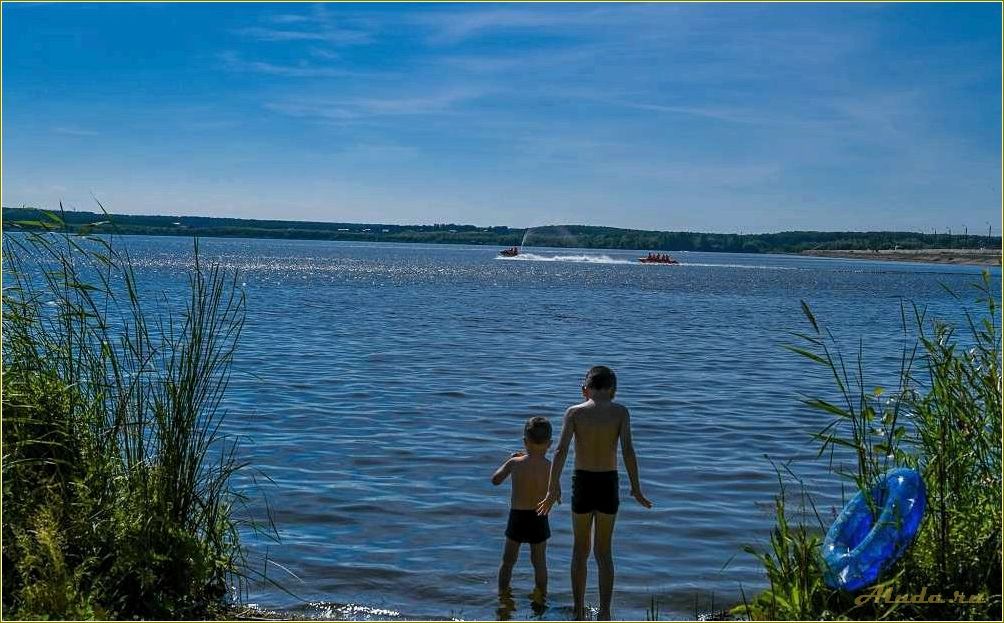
[496,590,516,621]
[497,586,548,621]
[531,597,548,619]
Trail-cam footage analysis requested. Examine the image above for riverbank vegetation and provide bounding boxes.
[2,221,271,619]
[738,272,1001,620]
[5,207,1000,255]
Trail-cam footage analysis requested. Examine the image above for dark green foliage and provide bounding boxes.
[2,220,270,619]
[4,207,1000,252]
[738,273,1002,620]
[740,470,840,620]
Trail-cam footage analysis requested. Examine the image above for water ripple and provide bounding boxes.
[109,237,998,620]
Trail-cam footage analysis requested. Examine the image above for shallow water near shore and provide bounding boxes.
[103,237,999,620]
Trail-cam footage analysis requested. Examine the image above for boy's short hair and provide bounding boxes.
[524,416,552,444]
[584,365,617,391]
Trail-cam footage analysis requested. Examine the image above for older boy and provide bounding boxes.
[492,416,553,600]
[536,366,652,621]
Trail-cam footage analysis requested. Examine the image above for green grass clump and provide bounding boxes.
[2,218,270,619]
[738,272,1002,621]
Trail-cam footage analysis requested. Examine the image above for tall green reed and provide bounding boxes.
[2,213,274,619]
[738,272,1001,620]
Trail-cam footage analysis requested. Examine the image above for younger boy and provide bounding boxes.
[536,366,653,621]
[492,416,553,599]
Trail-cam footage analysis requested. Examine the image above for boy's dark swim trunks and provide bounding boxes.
[572,470,620,514]
[506,509,551,544]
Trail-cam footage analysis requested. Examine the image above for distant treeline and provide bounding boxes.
[3,207,999,254]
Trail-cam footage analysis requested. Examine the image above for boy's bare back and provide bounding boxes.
[565,399,629,472]
[538,366,651,517]
[494,416,553,597]
[508,453,552,510]
[535,366,651,621]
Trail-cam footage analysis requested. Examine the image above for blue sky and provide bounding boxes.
[3,2,1001,232]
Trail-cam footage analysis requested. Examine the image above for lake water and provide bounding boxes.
[100,237,1002,619]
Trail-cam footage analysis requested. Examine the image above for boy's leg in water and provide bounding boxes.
[571,512,594,619]
[593,512,617,620]
[530,541,547,600]
[498,538,520,595]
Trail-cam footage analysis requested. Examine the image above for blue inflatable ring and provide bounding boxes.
[822,468,926,591]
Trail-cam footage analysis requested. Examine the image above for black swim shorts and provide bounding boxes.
[571,470,620,515]
[505,509,551,544]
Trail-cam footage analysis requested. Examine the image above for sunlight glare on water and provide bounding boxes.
[107,237,999,620]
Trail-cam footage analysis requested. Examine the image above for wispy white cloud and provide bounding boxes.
[332,142,421,162]
[613,101,778,126]
[51,126,99,137]
[234,5,375,46]
[234,25,371,45]
[419,9,581,45]
[604,161,784,188]
[265,87,489,121]
[218,51,364,78]
[434,46,600,75]
[309,47,342,61]
[415,5,681,45]
[506,130,782,188]
[268,14,310,25]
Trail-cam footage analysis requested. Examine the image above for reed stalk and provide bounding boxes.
[2,213,274,619]
[738,272,1001,620]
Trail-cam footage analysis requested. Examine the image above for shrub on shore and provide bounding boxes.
[739,272,1002,621]
[2,222,265,619]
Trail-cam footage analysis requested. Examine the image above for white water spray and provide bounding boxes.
[497,252,635,265]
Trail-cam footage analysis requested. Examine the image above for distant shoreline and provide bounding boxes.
[800,248,1001,266]
[4,207,1001,260]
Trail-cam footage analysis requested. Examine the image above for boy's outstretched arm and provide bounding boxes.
[491,457,514,486]
[537,408,574,515]
[620,408,653,508]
